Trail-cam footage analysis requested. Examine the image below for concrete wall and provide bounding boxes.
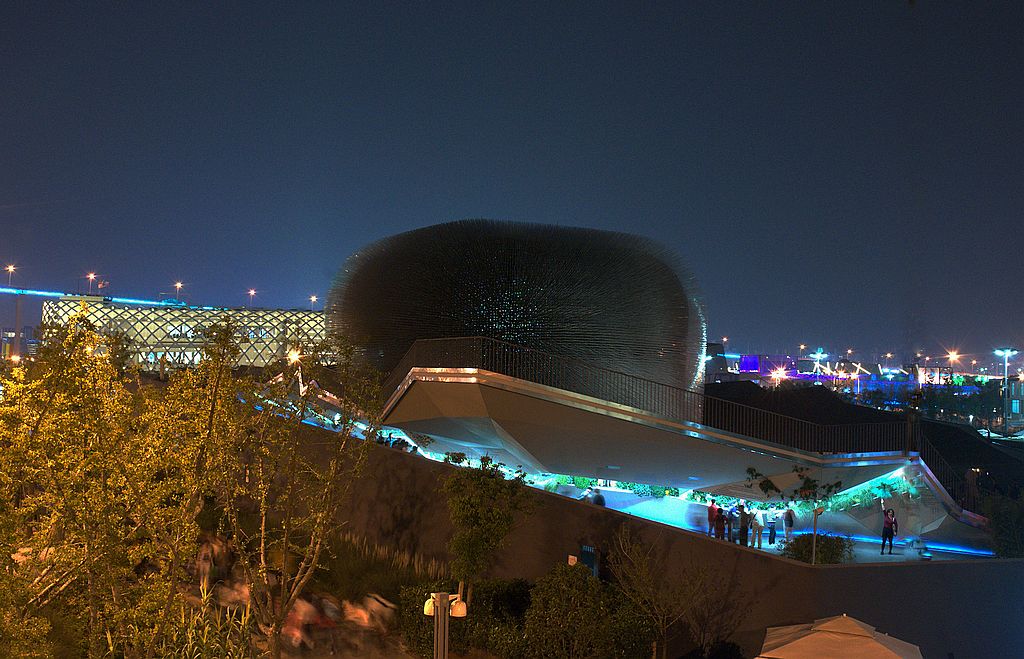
[343,441,1024,658]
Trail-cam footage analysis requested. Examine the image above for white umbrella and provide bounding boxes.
[757,614,922,659]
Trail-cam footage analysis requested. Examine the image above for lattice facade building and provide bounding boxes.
[41,296,324,371]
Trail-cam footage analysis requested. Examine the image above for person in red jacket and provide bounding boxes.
[714,508,726,540]
[881,500,899,554]
[707,499,719,536]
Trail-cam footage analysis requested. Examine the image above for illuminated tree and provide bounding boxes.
[207,325,379,659]
[0,313,201,656]
[442,456,534,606]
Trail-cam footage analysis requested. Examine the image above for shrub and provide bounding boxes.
[523,563,651,659]
[572,476,597,489]
[780,533,854,564]
[983,493,1024,558]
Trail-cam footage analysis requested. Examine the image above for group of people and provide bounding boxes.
[706,499,795,548]
[705,498,902,556]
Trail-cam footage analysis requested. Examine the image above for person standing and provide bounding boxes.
[707,499,719,537]
[783,506,795,542]
[750,508,764,549]
[767,507,778,545]
[714,507,726,540]
[881,501,898,554]
[738,504,749,547]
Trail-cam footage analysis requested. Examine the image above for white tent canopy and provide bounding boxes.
[757,614,922,659]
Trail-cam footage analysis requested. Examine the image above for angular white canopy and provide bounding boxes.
[757,614,922,659]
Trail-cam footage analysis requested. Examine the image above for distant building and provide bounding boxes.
[1,325,37,359]
[40,295,324,371]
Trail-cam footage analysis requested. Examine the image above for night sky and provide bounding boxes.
[2,3,1021,360]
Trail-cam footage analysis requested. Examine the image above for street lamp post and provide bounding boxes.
[423,592,467,659]
[995,349,1019,434]
[247,289,256,309]
[174,281,183,298]
[87,272,96,294]
[309,294,318,311]
[5,264,15,286]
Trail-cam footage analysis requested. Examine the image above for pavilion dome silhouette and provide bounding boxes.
[327,219,707,390]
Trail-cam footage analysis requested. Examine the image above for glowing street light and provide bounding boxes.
[799,343,806,357]
[174,281,183,297]
[287,349,301,364]
[309,294,318,310]
[995,348,1019,434]
[87,272,97,294]
[247,289,256,308]
[722,336,729,347]
[947,351,960,366]
[770,367,788,386]
[846,348,854,358]
[5,264,15,286]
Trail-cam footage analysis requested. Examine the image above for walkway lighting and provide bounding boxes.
[995,348,1019,434]
[5,264,15,286]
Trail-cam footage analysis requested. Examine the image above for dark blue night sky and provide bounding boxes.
[2,2,1021,359]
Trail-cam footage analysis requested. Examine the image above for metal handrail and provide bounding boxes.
[384,336,973,511]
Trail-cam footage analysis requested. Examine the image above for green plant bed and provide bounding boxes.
[779,533,854,564]
[314,536,442,604]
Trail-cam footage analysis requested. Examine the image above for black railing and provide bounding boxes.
[384,336,973,511]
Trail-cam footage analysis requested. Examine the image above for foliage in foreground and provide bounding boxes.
[523,563,651,659]
[0,311,379,658]
[780,532,855,564]
[442,455,534,595]
[983,493,1024,558]
[398,566,650,659]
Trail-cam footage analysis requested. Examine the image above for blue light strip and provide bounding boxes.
[0,286,183,307]
[0,286,67,299]
[790,531,994,557]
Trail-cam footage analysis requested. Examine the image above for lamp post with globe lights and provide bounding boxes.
[995,349,1019,434]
